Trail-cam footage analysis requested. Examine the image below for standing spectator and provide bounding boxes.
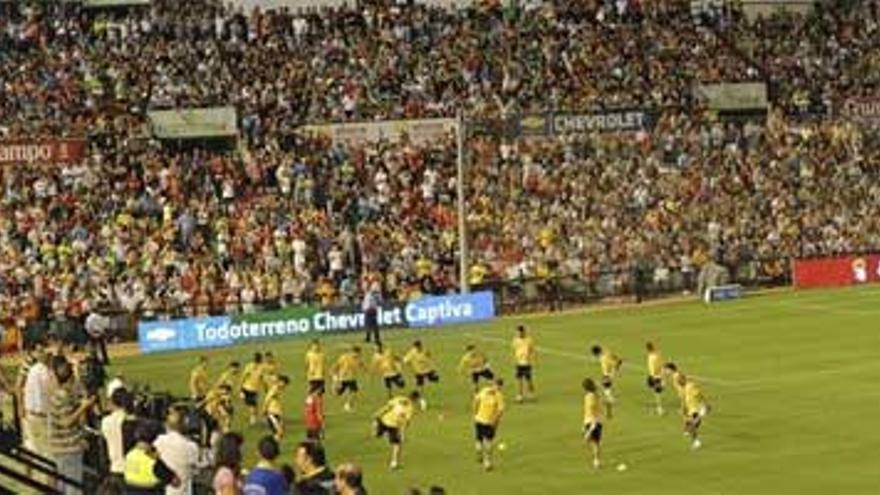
[154,407,200,495]
[243,436,288,495]
[101,388,133,483]
[23,347,51,458]
[361,282,381,345]
[334,463,367,495]
[213,432,244,495]
[292,441,334,495]
[48,358,96,495]
[85,308,111,365]
[123,422,180,494]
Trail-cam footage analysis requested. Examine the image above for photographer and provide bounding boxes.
[85,307,111,366]
[154,407,200,495]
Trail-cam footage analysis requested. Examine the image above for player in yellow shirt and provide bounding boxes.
[263,375,289,441]
[582,378,604,468]
[200,384,234,435]
[645,341,665,416]
[677,373,709,450]
[458,344,495,391]
[240,352,266,425]
[333,346,363,412]
[262,351,280,388]
[511,326,536,402]
[590,344,622,418]
[305,339,326,395]
[374,390,421,470]
[664,362,686,406]
[189,356,209,401]
[214,361,241,390]
[473,378,505,471]
[403,340,439,410]
[372,344,406,397]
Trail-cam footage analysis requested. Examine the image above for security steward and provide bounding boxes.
[124,422,180,494]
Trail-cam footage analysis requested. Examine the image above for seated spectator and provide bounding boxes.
[212,432,244,495]
[293,440,334,495]
[243,435,288,495]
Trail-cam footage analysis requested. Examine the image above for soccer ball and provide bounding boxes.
[497,442,507,451]
[616,463,628,472]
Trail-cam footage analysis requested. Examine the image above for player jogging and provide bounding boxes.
[240,352,265,425]
[214,361,241,390]
[473,378,505,471]
[590,345,622,418]
[458,344,495,391]
[333,346,363,412]
[373,344,406,397]
[305,339,327,395]
[677,373,709,450]
[263,375,289,441]
[403,340,439,410]
[189,356,209,401]
[582,378,604,469]
[645,342,665,415]
[374,390,421,470]
[511,325,536,402]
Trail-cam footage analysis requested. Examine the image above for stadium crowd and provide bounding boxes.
[0,0,879,335]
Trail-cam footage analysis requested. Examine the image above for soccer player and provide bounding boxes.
[189,356,209,401]
[374,390,421,470]
[262,351,280,387]
[511,326,536,402]
[214,361,241,390]
[582,378,604,469]
[677,373,709,449]
[590,344,622,418]
[263,375,289,441]
[333,346,363,412]
[304,389,325,441]
[240,352,266,425]
[473,378,505,471]
[458,344,494,391]
[373,344,406,398]
[664,362,685,411]
[645,342,665,415]
[305,339,326,395]
[403,340,439,410]
[201,384,234,434]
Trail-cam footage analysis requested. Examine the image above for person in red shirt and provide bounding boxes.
[303,391,324,441]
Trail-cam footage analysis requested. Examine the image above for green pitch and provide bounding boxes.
[113,286,880,494]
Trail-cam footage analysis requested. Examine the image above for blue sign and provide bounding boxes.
[704,284,743,303]
[138,316,231,353]
[404,291,496,328]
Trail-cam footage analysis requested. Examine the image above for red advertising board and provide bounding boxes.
[0,139,87,165]
[793,255,880,288]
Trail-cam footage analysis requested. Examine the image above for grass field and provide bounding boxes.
[112,286,880,494]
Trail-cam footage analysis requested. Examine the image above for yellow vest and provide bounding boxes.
[124,446,159,488]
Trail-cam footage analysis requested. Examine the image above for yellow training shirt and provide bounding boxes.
[263,383,284,416]
[189,364,208,398]
[474,386,505,425]
[647,351,663,379]
[403,348,435,375]
[459,351,488,373]
[512,336,535,366]
[379,397,415,429]
[305,350,325,381]
[583,392,602,424]
[241,362,265,392]
[600,351,621,377]
[683,381,705,416]
[373,351,401,378]
[335,352,361,381]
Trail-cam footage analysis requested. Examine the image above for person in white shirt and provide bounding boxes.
[23,347,52,456]
[101,388,132,478]
[154,407,200,495]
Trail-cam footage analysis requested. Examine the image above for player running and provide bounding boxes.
[511,326,536,402]
[263,375,289,441]
[645,342,665,415]
[372,344,406,398]
[582,378,604,469]
[677,373,709,450]
[333,345,363,412]
[305,339,327,395]
[403,340,439,410]
[240,352,266,425]
[304,389,325,441]
[213,361,241,390]
[473,378,505,471]
[200,383,234,436]
[262,351,280,387]
[590,344,622,418]
[458,344,495,391]
[374,390,421,470]
[189,356,209,401]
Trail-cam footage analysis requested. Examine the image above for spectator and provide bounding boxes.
[47,357,96,495]
[101,387,133,482]
[84,308,111,365]
[123,421,180,495]
[334,463,367,495]
[212,432,244,495]
[22,346,51,458]
[292,440,334,495]
[153,407,200,495]
[242,435,288,495]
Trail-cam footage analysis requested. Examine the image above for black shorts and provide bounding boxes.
[583,422,603,443]
[415,371,440,387]
[242,389,258,407]
[515,365,532,380]
[471,368,494,384]
[384,374,406,390]
[646,376,663,393]
[475,422,496,442]
[267,414,282,435]
[309,379,326,394]
[375,420,402,445]
[306,427,323,440]
[689,412,704,429]
[601,375,613,389]
[337,380,359,395]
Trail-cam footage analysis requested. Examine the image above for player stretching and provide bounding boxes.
[581,378,604,469]
[373,344,406,398]
[511,325,536,402]
[374,390,421,470]
[263,375,289,441]
[473,378,505,471]
[590,345,622,418]
[333,345,363,412]
[645,342,665,415]
[677,373,709,450]
[458,344,495,391]
[403,340,439,410]
[305,339,327,395]
[240,352,266,425]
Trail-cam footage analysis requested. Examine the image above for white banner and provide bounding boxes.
[697,83,768,111]
[300,118,456,145]
[148,107,238,139]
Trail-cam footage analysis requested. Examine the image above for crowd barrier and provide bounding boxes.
[793,254,880,288]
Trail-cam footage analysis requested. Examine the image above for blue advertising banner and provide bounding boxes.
[138,316,232,353]
[404,291,496,328]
